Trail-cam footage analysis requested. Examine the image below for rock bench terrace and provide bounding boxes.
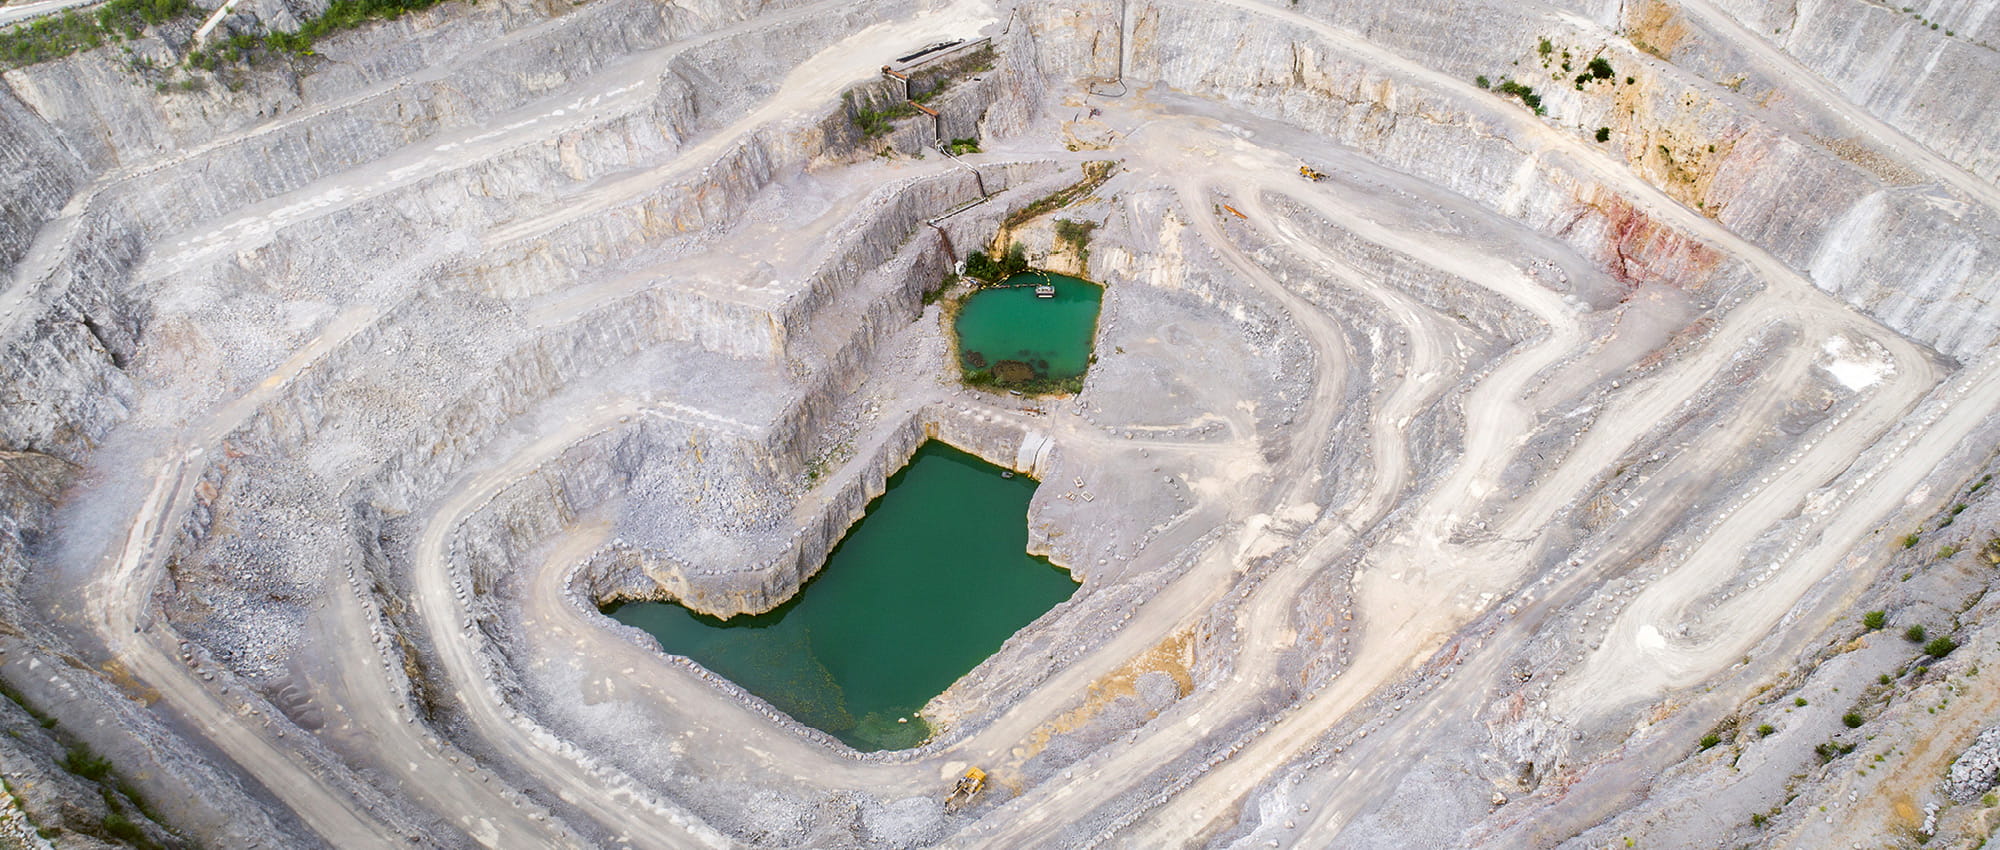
[0,0,1998,846]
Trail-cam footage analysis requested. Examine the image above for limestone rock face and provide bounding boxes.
[0,0,1996,845]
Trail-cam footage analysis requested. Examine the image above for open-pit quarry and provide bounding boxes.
[2,0,2000,845]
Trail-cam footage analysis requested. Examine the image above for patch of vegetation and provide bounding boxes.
[0,0,195,69]
[922,271,954,306]
[1491,78,1544,115]
[906,44,994,103]
[1475,74,1490,88]
[1815,740,1857,762]
[1905,624,1928,643]
[102,811,144,842]
[963,242,1031,283]
[1698,732,1721,750]
[1537,37,1553,57]
[1924,636,1960,658]
[1863,610,1886,630]
[1796,697,1808,707]
[961,363,1085,396]
[1842,712,1864,728]
[261,0,455,55]
[847,93,919,138]
[1901,532,1921,548]
[1053,217,1097,263]
[1587,56,1615,79]
[1595,126,1611,142]
[1003,160,1116,229]
[62,743,113,781]
[944,136,981,155]
[1053,218,1097,245]
[1756,723,1775,737]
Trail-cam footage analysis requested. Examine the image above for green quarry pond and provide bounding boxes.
[606,442,1078,752]
[954,272,1103,389]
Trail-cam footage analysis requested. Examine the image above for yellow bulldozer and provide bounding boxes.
[944,767,987,812]
[1299,165,1327,182]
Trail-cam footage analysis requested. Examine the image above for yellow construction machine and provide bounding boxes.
[944,767,987,812]
[1299,164,1327,182]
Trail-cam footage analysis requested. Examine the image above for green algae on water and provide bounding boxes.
[606,442,1077,752]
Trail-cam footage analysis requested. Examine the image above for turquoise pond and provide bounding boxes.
[606,442,1078,751]
[953,272,1103,385]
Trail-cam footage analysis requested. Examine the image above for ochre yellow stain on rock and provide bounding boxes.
[1010,628,1196,766]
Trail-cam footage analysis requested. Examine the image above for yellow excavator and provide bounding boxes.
[944,767,987,812]
[1299,164,1327,182]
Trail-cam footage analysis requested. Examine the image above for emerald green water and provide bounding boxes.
[606,443,1078,752]
[954,272,1103,384]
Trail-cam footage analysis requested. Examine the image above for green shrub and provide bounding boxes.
[1698,733,1721,750]
[1906,624,1928,643]
[1492,78,1544,114]
[1475,74,1490,88]
[1863,610,1886,630]
[1053,218,1097,250]
[850,97,918,138]
[0,0,198,69]
[1902,532,1921,548]
[1925,636,1959,657]
[1587,57,1614,79]
[945,137,980,155]
[102,812,142,842]
[1002,242,1029,276]
[963,250,1002,282]
[1594,127,1611,142]
[269,0,452,55]
[62,744,112,781]
[1756,723,1775,737]
[1537,37,1553,56]
[1795,697,1808,707]
[1842,712,1864,728]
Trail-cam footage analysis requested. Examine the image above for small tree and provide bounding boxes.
[1594,127,1611,142]
[963,250,1002,282]
[1924,636,1960,657]
[1475,75,1491,88]
[1002,242,1029,276]
[1862,610,1886,630]
[1842,712,1864,728]
[1905,624,1928,643]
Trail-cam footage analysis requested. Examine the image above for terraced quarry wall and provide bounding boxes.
[1,0,1998,845]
